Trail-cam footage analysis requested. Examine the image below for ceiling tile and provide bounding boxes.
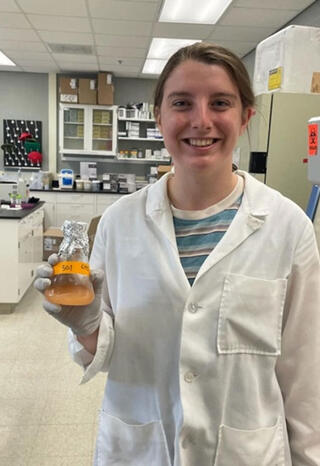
[38,31,94,44]
[153,22,212,39]
[220,7,299,27]
[53,54,98,64]
[207,39,257,57]
[234,0,315,10]
[95,34,150,48]
[0,28,40,41]
[0,1,20,12]
[6,51,52,60]
[97,45,146,58]
[99,56,144,67]
[59,62,100,72]
[17,0,87,16]
[17,58,56,66]
[101,63,141,73]
[88,0,159,21]
[208,25,276,43]
[0,40,47,52]
[0,13,31,28]
[0,65,23,71]
[27,15,91,33]
[20,64,59,72]
[92,19,153,36]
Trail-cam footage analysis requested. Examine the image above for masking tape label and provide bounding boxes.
[53,261,90,275]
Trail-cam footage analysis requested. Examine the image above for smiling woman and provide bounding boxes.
[34,42,320,466]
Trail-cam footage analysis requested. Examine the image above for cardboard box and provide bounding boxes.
[98,72,114,105]
[79,78,97,104]
[43,227,63,261]
[59,77,78,103]
[253,25,320,95]
[157,165,173,178]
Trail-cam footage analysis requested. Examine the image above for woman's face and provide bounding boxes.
[156,59,253,176]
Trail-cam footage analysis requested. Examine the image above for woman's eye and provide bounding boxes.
[213,100,230,109]
[172,100,189,108]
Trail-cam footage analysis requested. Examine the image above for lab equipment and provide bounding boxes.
[44,221,94,306]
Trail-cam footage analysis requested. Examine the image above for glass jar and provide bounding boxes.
[44,221,95,306]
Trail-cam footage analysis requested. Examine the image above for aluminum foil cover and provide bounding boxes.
[58,220,89,257]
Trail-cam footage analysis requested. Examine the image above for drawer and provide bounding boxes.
[96,194,122,206]
[56,203,95,227]
[36,192,57,202]
[56,193,94,204]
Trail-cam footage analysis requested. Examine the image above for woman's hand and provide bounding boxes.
[34,253,104,337]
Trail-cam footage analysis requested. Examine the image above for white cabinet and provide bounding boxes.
[56,192,95,226]
[96,194,122,215]
[0,207,44,308]
[37,191,56,229]
[35,191,123,228]
[59,103,118,156]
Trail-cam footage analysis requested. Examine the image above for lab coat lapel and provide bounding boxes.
[146,173,178,249]
[194,172,270,283]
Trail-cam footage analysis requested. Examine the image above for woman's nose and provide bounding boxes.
[191,104,213,130]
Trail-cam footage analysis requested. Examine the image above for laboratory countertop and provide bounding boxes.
[0,201,44,219]
[30,188,125,194]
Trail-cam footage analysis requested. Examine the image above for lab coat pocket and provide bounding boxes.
[96,410,171,466]
[217,273,287,355]
[214,418,285,466]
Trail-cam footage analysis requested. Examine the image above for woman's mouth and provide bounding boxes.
[184,138,220,147]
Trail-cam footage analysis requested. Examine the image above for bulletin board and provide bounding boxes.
[2,119,42,168]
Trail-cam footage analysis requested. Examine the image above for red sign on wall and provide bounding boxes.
[308,123,318,156]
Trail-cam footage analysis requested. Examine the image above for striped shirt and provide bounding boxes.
[172,175,244,286]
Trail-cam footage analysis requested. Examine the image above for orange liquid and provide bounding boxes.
[45,281,95,306]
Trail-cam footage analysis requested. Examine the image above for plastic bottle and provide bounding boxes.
[44,221,95,306]
[17,169,27,202]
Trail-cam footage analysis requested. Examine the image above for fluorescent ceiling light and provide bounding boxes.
[148,38,200,60]
[142,59,167,75]
[0,50,16,66]
[159,0,232,24]
[142,38,201,75]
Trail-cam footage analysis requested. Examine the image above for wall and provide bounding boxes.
[0,72,48,173]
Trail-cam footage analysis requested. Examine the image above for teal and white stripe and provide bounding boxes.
[173,196,242,285]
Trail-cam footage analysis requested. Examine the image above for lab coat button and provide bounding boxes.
[188,303,200,313]
[184,371,195,383]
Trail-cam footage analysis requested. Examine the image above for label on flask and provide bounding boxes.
[53,261,90,275]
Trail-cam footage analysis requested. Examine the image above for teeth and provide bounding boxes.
[188,138,216,146]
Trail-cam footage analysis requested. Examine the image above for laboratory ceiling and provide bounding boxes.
[0,0,316,77]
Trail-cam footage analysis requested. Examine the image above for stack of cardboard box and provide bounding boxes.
[59,72,114,106]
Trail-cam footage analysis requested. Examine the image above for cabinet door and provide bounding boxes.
[32,209,44,266]
[96,194,122,215]
[90,107,117,155]
[59,105,85,154]
[43,202,55,229]
[18,217,33,298]
[56,203,96,227]
[59,103,117,156]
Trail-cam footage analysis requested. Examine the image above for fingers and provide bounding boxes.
[43,299,62,314]
[34,277,51,292]
[90,269,104,287]
[48,253,59,266]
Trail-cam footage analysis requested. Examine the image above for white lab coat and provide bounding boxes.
[69,170,320,466]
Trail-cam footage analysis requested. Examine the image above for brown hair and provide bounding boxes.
[154,42,255,115]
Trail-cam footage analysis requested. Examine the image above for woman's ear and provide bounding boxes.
[240,107,255,135]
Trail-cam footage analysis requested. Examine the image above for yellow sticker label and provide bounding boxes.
[53,261,90,276]
[268,67,282,91]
